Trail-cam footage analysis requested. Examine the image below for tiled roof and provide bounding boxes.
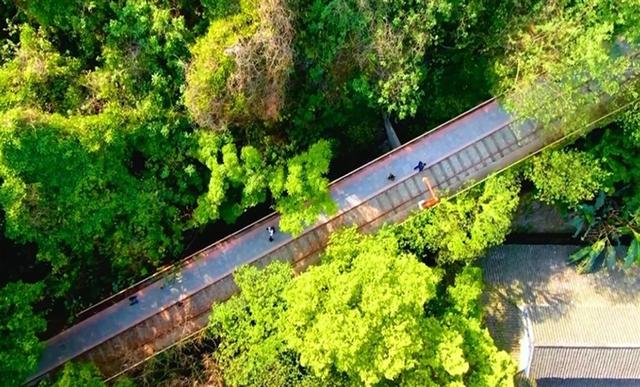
[529,347,640,380]
[527,305,640,347]
[482,245,640,308]
[481,245,640,382]
[536,378,640,386]
[525,304,640,380]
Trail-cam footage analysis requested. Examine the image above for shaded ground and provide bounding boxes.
[511,196,574,235]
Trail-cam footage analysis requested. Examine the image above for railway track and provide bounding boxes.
[29,80,636,382]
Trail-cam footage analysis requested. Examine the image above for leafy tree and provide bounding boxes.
[568,199,640,272]
[494,0,640,133]
[525,149,608,208]
[184,0,293,128]
[206,226,515,386]
[273,140,337,234]
[193,136,335,234]
[0,25,82,113]
[208,261,317,387]
[395,266,516,387]
[0,281,46,386]
[282,227,515,386]
[86,0,191,108]
[562,104,640,272]
[51,362,105,387]
[0,107,201,304]
[45,361,134,387]
[282,227,441,385]
[395,173,520,264]
[15,0,111,60]
[290,0,454,122]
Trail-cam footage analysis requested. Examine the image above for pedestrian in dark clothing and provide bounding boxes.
[414,161,426,172]
[267,226,276,242]
[129,295,139,306]
[387,173,396,181]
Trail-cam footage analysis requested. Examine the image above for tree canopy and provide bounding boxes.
[525,149,608,208]
[206,226,515,387]
[495,0,640,133]
[395,173,521,264]
[0,281,46,386]
[2,0,640,384]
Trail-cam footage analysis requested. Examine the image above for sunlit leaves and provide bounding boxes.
[495,0,640,133]
[395,173,520,264]
[275,140,337,234]
[525,149,609,208]
[568,231,640,272]
[193,136,335,234]
[282,228,440,385]
[207,262,314,387]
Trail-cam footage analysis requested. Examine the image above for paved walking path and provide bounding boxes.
[31,99,513,381]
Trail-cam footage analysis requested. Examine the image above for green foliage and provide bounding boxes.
[44,361,134,386]
[194,137,335,234]
[568,232,640,273]
[0,281,46,386]
[0,107,200,303]
[282,227,515,386]
[395,173,520,264]
[447,266,484,318]
[282,227,441,385]
[19,0,112,60]
[568,190,640,272]
[184,3,257,128]
[495,0,640,133]
[51,362,104,387]
[585,108,640,209]
[185,0,294,128]
[525,149,608,208]
[192,132,268,224]
[288,0,443,124]
[208,261,316,387]
[0,25,81,113]
[202,0,242,20]
[93,0,190,107]
[207,226,515,386]
[274,140,337,234]
[560,106,640,273]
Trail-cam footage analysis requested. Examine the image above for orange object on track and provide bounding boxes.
[418,175,439,209]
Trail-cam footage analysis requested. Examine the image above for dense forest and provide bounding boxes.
[1,0,640,385]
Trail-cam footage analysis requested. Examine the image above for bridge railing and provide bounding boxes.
[73,98,499,322]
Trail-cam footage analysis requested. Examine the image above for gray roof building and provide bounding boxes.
[482,245,640,386]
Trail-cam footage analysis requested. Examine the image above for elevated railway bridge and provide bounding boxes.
[27,90,635,383]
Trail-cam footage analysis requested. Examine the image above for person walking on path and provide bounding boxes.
[267,226,276,242]
[387,173,396,181]
[414,161,426,172]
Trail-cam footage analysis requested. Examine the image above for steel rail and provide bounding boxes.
[77,44,640,321]
[103,89,640,383]
[35,62,640,385]
[104,108,545,382]
[74,97,499,321]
